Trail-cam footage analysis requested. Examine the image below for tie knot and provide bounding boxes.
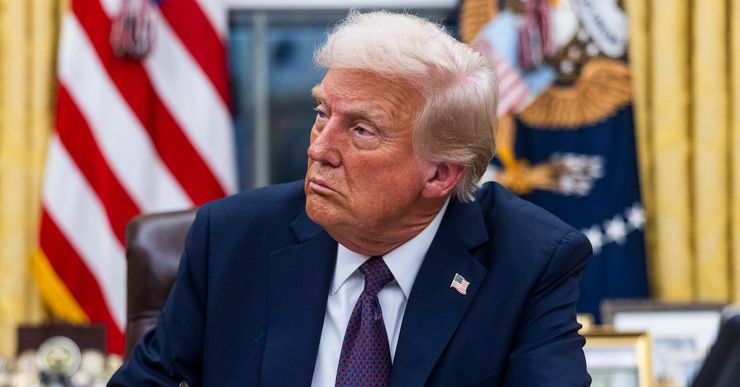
[359,256,394,296]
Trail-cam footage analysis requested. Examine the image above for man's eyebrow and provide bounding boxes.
[311,85,324,101]
[343,103,391,129]
[310,84,390,128]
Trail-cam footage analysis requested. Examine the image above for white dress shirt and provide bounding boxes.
[310,200,449,387]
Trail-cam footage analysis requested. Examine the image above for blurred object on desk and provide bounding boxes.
[601,299,726,387]
[692,306,740,387]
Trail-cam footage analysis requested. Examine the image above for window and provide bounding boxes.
[228,6,457,190]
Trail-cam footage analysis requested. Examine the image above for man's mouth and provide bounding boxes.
[308,178,336,194]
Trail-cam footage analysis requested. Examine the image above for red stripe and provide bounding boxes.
[56,85,140,245]
[502,84,530,114]
[500,76,525,96]
[39,210,125,354]
[509,87,531,113]
[72,0,226,205]
[158,0,231,109]
[496,63,515,79]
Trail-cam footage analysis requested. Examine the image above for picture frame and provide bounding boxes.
[600,299,727,387]
[583,328,653,387]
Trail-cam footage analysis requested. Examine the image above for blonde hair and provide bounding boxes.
[314,10,498,201]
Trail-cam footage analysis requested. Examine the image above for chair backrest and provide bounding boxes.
[125,209,196,357]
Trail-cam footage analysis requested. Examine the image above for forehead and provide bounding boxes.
[313,68,419,98]
[312,68,423,125]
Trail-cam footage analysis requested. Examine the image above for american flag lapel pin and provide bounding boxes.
[450,273,470,295]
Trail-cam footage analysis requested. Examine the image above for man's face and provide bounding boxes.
[304,68,430,240]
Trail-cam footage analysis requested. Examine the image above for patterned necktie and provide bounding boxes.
[335,256,395,387]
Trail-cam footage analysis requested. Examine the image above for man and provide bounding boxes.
[110,11,591,387]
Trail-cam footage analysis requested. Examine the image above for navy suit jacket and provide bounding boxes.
[110,181,592,386]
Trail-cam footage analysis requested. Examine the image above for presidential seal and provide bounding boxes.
[36,336,81,378]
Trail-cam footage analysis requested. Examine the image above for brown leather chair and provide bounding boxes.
[125,209,196,357]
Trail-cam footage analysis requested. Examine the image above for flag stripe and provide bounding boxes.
[58,14,191,213]
[143,9,237,194]
[496,65,515,81]
[499,72,523,96]
[492,50,531,115]
[39,211,125,354]
[56,86,140,244]
[500,79,528,105]
[510,89,533,113]
[158,0,231,108]
[97,0,236,193]
[71,0,228,204]
[40,0,234,354]
[475,39,538,116]
[499,82,529,115]
[43,137,126,330]
[194,0,227,37]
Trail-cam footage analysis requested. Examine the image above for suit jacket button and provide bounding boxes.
[179,382,189,387]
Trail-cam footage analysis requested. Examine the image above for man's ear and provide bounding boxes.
[421,162,466,199]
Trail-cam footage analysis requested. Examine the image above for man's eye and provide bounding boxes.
[354,126,373,136]
[313,107,327,119]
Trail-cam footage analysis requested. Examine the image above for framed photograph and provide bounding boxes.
[584,328,653,387]
[600,299,727,387]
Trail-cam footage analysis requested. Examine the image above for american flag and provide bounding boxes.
[471,10,556,117]
[33,0,235,354]
[473,40,532,116]
[450,273,470,295]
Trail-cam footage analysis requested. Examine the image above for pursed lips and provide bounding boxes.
[308,178,338,194]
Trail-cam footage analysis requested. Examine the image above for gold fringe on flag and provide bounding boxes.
[31,249,89,323]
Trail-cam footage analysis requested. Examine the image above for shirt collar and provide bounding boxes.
[331,198,450,298]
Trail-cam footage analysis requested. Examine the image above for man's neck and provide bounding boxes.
[328,198,450,257]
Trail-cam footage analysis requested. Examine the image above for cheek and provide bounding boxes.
[354,171,420,209]
[347,155,422,192]
[382,163,425,189]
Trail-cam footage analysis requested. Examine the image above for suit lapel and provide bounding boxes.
[261,212,336,386]
[390,199,489,387]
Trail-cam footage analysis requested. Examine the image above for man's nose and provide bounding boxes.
[307,121,342,167]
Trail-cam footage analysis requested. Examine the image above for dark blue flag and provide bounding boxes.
[466,0,649,321]
[511,105,649,320]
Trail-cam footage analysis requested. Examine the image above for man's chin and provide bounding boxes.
[305,194,334,226]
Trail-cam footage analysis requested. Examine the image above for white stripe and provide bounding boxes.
[58,14,192,212]
[99,0,237,194]
[99,0,120,16]
[495,64,515,80]
[493,57,517,83]
[498,82,529,116]
[197,0,227,37]
[144,9,237,193]
[43,136,126,329]
[498,70,523,96]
